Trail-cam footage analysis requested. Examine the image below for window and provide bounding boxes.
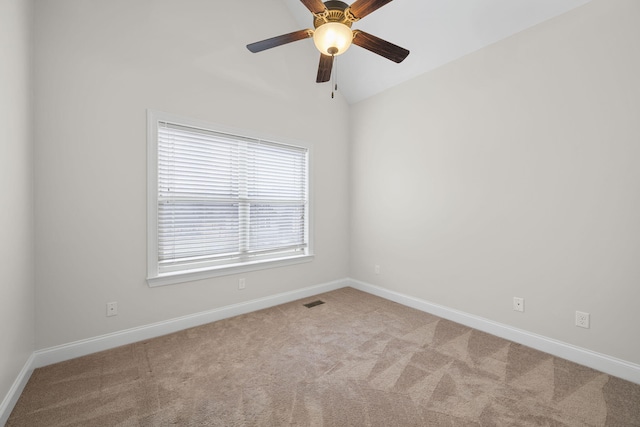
[147,111,312,286]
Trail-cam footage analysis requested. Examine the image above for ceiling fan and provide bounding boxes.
[246,0,410,84]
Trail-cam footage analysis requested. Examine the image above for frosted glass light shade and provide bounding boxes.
[313,22,353,56]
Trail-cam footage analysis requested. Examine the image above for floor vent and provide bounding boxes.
[303,300,325,308]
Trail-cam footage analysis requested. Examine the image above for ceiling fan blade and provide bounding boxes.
[347,0,394,20]
[300,0,327,15]
[352,30,409,63]
[316,54,333,83]
[247,29,312,53]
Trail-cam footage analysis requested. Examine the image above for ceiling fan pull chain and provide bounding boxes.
[335,55,339,92]
[331,55,338,99]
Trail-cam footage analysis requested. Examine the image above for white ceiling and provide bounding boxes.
[281,0,591,103]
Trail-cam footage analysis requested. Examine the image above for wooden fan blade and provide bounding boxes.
[352,30,409,63]
[316,54,333,83]
[247,29,312,53]
[300,0,327,15]
[348,0,394,20]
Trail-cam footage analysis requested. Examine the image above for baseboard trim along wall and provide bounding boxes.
[4,277,640,423]
[32,278,349,368]
[0,353,35,427]
[348,278,640,385]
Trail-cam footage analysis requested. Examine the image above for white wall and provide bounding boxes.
[350,0,640,364]
[33,0,350,349]
[0,0,35,408]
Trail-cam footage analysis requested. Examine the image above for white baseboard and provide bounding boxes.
[348,278,640,385]
[0,353,35,427]
[33,278,348,369]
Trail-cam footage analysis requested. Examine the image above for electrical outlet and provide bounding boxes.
[238,278,246,290]
[513,297,524,312]
[106,302,118,317]
[374,265,380,274]
[576,311,590,328]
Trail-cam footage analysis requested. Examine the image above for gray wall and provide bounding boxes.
[33,0,350,349]
[350,0,640,364]
[0,0,35,407]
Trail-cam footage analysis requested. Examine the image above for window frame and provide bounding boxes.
[147,110,314,287]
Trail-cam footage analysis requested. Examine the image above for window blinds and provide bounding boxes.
[157,122,308,272]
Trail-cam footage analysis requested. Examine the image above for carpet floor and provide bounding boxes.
[7,287,640,426]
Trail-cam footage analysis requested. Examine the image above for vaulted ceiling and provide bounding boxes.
[280,0,591,103]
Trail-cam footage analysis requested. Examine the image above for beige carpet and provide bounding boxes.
[8,287,640,426]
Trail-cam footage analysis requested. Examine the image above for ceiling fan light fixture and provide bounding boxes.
[313,22,353,56]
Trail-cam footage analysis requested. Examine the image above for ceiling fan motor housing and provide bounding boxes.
[313,1,353,29]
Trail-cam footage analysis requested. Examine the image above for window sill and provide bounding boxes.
[147,254,314,287]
